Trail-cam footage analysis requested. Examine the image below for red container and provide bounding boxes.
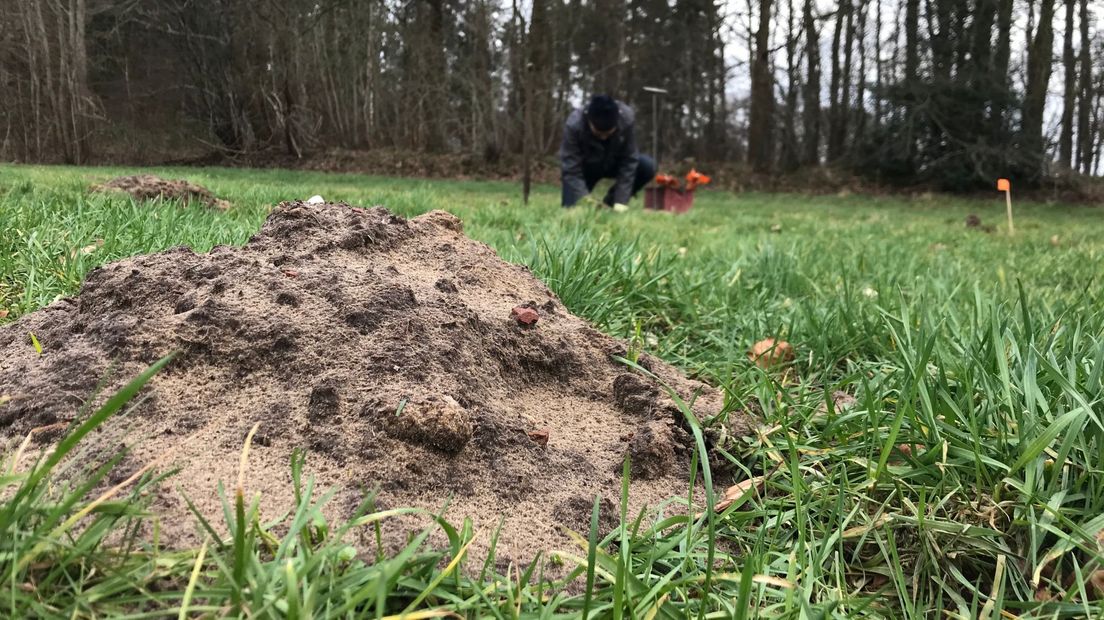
[644,187,695,213]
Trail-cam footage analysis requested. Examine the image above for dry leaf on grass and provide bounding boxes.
[714,477,763,512]
[714,462,784,512]
[1090,570,1104,600]
[748,338,794,369]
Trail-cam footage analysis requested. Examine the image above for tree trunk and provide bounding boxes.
[1058,0,1076,168]
[873,0,882,124]
[1076,0,1093,173]
[828,0,852,161]
[989,0,1013,139]
[902,0,919,162]
[930,0,953,85]
[970,0,996,130]
[904,0,918,86]
[593,0,625,95]
[827,0,844,160]
[748,0,774,171]
[779,0,801,171]
[71,0,89,163]
[801,0,821,165]
[854,0,868,149]
[1023,0,1055,173]
[426,0,448,152]
[511,0,532,203]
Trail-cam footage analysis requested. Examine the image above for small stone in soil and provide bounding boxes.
[528,428,550,447]
[511,306,539,325]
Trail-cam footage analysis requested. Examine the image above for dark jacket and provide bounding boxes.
[559,100,639,206]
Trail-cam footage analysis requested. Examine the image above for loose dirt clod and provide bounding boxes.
[964,214,995,233]
[91,174,230,210]
[0,201,755,563]
[815,390,857,415]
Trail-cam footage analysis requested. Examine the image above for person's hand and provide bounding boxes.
[612,203,630,213]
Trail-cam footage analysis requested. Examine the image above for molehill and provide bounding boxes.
[0,201,754,561]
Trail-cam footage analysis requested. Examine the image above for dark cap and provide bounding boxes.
[585,95,620,132]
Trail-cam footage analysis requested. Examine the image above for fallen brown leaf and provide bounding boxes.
[714,462,784,512]
[1034,585,1054,602]
[1091,570,1104,600]
[895,443,925,458]
[715,477,763,512]
[748,338,794,369]
[868,574,890,590]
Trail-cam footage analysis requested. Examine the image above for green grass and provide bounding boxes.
[2,163,1104,617]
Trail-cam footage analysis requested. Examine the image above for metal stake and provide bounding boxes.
[643,86,667,167]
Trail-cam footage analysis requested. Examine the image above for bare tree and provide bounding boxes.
[1076,0,1094,173]
[1059,0,1076,168]
[990,0,1013,140]
[801,0,821,165]
[1023,0,1056,174]
[748,0,774,171]
[779,0,802,171]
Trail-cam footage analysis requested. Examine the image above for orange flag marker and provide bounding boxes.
[997,178,1014,235]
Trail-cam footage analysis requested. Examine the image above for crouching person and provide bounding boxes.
[559,95,656,211]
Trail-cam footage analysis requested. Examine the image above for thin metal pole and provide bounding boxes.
[643,86,667,167]
[652,93,658,166]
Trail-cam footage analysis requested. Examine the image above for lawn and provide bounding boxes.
[2,163,1103,618]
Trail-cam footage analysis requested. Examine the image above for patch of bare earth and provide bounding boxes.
[0,202,754,565]
[91,174,230,210]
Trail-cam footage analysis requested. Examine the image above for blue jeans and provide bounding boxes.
[563,154,656,207]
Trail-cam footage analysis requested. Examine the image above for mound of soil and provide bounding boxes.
[91,174,230,210]
[0,202,753,562]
